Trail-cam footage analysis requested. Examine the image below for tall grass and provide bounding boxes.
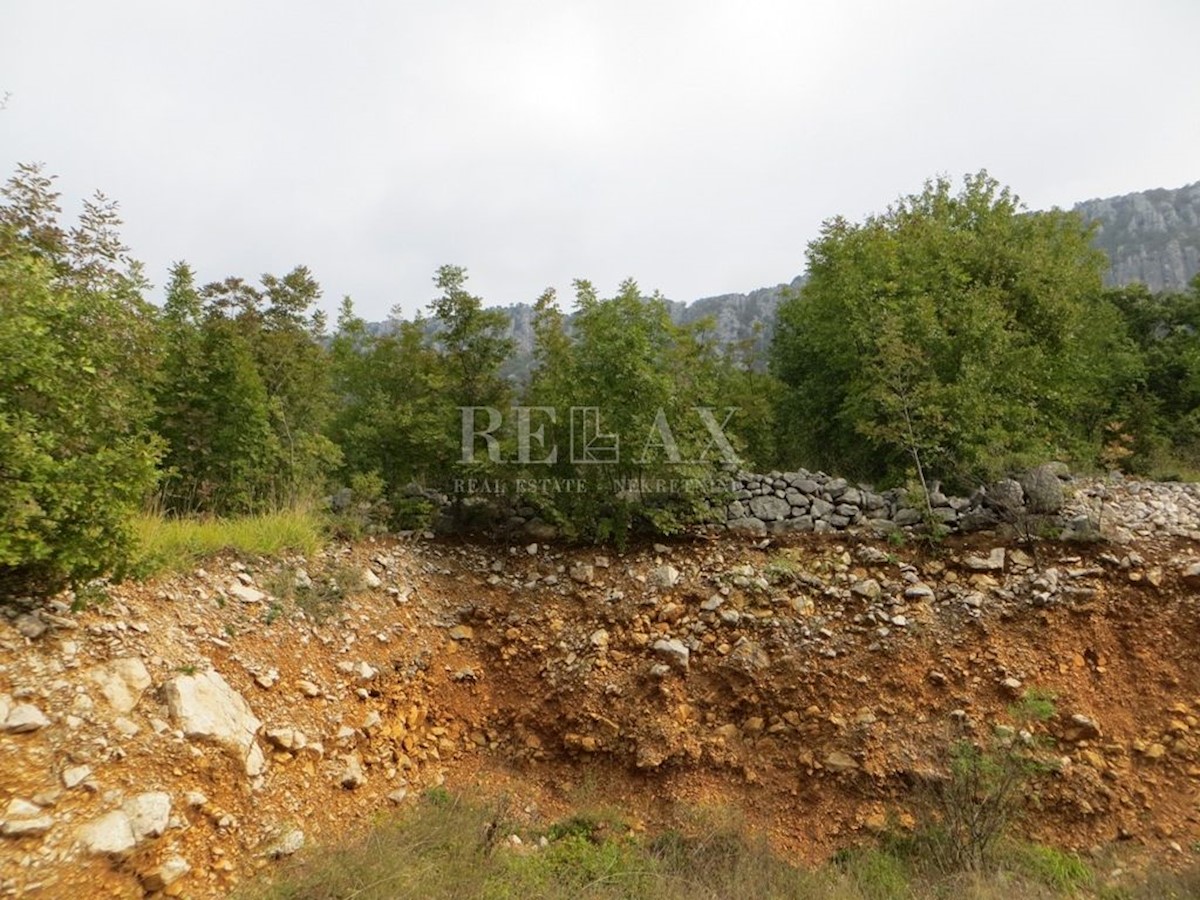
[133,508,324,576]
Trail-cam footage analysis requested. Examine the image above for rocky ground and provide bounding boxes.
[4,476,1200,898]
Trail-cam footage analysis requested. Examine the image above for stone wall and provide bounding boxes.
[715,468,982,535]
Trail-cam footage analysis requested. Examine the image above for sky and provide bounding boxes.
[2,0,1198,321]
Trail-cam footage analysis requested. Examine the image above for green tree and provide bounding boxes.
[772,171,1139,489]
[0,165,161,596]
[328,297,448,519]
[522,279,738,542]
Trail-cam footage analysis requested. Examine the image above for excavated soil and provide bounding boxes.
[3,527,1200,897]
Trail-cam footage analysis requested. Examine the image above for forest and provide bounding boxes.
[4,164,1200,597]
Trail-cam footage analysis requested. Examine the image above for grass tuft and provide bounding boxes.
[132,509,324,577]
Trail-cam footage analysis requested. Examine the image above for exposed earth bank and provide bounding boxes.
[4,476,1200,898]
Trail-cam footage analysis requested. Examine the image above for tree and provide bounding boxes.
[0,165,161,596]
[328,296,448,522]
[772,171,1140,490]
[521,278,739,543]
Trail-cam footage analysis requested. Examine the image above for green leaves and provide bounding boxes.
[772,171,1128,489]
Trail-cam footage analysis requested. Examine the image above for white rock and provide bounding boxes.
[651,565,681,589]
[265,828,305,857]
[228,582,267,604]
[265,727,307,751]
[122,792,171,840]
[4,703,50,733]
[362,569,382,589]
[87,657,151,713]
[354,661,378,681]
[78,810,137,856]
[141,855,190,891]
[5,799,42,819]
[2,815,53,838]
[163,670,264,776]
[62,765,92,789]
[340,753,366,789]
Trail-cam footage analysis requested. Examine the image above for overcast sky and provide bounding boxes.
[3,0,1198,320]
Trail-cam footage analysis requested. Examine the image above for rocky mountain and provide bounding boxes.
[1075,181,1200,292]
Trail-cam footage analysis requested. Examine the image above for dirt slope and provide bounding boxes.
[3,520,1200,897]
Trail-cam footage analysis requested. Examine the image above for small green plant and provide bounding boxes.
[1013,688,1057,724]
[886,529,907,549]
[264,603,282,625]
[764,555,797,584]
[177,664,197,676]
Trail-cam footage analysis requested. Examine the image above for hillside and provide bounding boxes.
[4,477,1200,897]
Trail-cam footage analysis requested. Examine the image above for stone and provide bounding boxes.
[964,548,1005,572]
[1,815,53,837]
[362,569,382,589]
[163,670,264,776]
[141,856,190,892]
[726,517,766,533]
[448,624,474,641]
[651,565,681,589]
[122,792,171,840]
[265,727,308,751]
[1020,464,1065,514]
[78,810,137,857]
[62,764,92,789]
[652,638,690,670]
[809,497,835,519]
[748,495,791,522]
[4,703,50,733]
[5,799,42,819]
[88,657,152,713]
[15,613,47,639]
[986,479,1025,513]
[228,582,267,604]
[265,829,305,858]
[850,579,882,601]
[824,751,859,773]
[569,564,596,585]
[340,753,366,789]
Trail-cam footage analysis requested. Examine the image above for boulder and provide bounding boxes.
[163,670,264,776]
[1019,464,1065,514]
